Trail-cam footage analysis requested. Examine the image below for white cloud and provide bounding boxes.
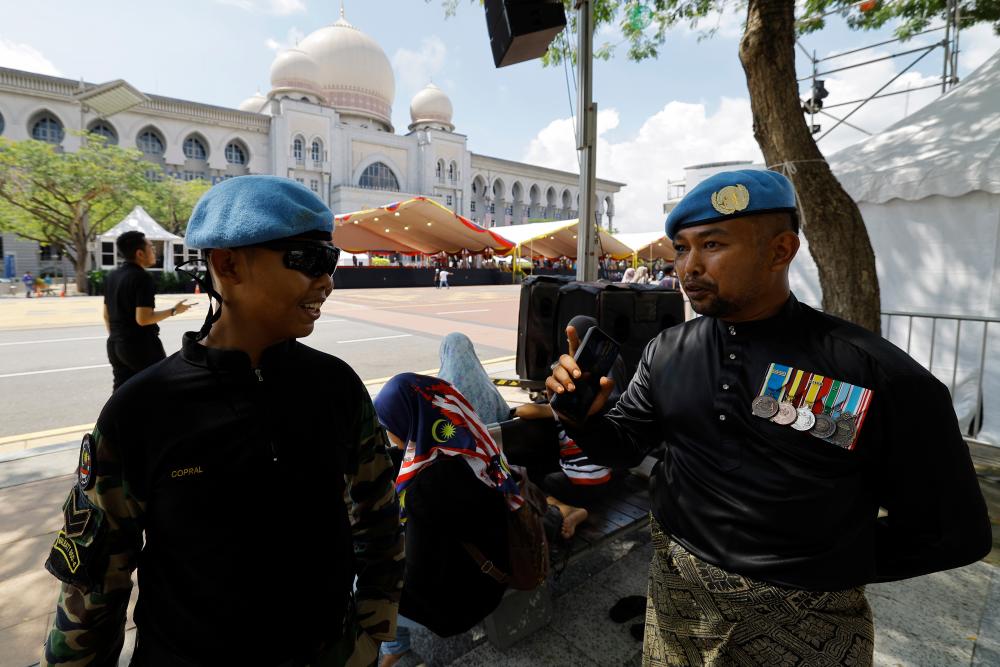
[392,36,447,92]
[265,27,306,52]
[957,23,1000,76]
[0,38,61,76]
[216,0,305,16]
[524,99,762,232]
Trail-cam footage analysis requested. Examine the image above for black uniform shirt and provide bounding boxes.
[104,262,157,342]
[567,294,991,591]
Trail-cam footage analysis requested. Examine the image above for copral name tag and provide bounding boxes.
[170,466,204,479]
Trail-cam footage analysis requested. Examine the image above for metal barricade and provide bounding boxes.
[881,310,999,444]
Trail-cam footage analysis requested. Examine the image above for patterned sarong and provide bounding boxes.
[643,519,874,667]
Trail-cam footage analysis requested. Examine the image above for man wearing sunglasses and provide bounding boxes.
[42,176,403,667]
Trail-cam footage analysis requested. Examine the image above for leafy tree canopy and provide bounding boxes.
[436,0,999,64]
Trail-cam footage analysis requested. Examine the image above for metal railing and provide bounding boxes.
[881,310,999,444]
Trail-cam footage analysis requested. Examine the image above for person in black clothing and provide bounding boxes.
[42,176,403,667]
[547,169,991,666]
[103,230,192,389]
[373,372,528,667]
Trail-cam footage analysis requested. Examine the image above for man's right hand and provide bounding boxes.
[173,299,193,315]
[544,325,615,423]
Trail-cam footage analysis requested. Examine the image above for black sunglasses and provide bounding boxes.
[252,240,342,278]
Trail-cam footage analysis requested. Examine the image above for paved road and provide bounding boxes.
[0,286,519,438]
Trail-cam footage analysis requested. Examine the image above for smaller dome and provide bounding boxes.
[269,48,321,96]
[238,91,267,113]
[409,83,454,132]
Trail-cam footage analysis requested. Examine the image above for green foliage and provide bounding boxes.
[140,177,211,236]
[434,0,999,65]
[0,133,155,273]
[800,0,999,39]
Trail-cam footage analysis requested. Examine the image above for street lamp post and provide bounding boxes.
[575,0,598,282]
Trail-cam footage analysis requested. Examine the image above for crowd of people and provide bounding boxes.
[38,171,991,667]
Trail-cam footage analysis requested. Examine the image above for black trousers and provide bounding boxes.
[107,336,166,390]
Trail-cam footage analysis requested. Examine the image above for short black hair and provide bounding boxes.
[117,231,147,261]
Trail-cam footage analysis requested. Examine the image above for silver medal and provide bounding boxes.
[791,407,816,432]
[751,395,779,418]
[810,413,837,439]
[828,415,857,448]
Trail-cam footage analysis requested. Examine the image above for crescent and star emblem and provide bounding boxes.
[710,184,750,215]
[431,419,458,443]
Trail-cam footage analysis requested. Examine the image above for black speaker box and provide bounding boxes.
[598,284,685,377]
[484,0,568,68]
[516,275,574,381]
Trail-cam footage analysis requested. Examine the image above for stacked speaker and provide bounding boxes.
[516,277,685,382]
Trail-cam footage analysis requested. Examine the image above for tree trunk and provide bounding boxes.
[73,212,90,293]
[739,0,881,333]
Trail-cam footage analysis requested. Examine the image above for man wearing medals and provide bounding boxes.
[545,169,991,666]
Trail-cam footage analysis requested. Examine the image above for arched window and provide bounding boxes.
[137,129,165,155]
[31,114,64,144]
[448,161,457,182]
[0,111,6,136]
[435,160,444,181]
[292,136,304,162]
[311,139,322,162]
[358,162,400,191]
[87,121,117,145]
[225,142,247,165]
[183,136,207,160]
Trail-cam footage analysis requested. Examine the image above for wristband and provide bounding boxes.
[171,307,176,316]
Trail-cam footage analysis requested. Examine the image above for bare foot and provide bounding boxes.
[547,496,589,539]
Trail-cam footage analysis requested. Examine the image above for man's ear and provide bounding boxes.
[770,231,800,272]
[208,249,243,286]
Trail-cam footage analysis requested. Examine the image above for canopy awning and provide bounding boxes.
[333,197,514,254]
[100,206,183,242]
[496,219,633,260]
[615,232,676,261]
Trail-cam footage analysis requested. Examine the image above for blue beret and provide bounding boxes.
[665,169,796,239]
[185,175,333,249]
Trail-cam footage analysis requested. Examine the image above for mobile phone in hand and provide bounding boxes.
[550,326,621,424]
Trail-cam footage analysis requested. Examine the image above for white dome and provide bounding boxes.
[409,83,454,131]
[269,48,321,95]
[298,12,395,128]
[238,91,267,113]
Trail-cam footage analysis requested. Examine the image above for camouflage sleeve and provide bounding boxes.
[42,427,144,666]
[344,393,404,642]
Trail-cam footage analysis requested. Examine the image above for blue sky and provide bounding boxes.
[2,0,997,230]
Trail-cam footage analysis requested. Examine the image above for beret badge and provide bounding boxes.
[710,184,750,215]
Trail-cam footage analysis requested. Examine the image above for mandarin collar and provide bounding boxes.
[715,293,801,338]
[181,331,294,373]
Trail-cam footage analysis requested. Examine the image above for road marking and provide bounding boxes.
[336,334,412,344]
[0,364,110,379]
[314,318,346,324]
[0,335,106,347]
[435,309,491,315]
[0,355,519,449]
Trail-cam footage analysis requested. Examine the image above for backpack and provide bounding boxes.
[463,464,550,590]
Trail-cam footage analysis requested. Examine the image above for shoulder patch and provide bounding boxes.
[78,434,95,490]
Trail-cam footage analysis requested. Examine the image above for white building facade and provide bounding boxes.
[0,9,622,276]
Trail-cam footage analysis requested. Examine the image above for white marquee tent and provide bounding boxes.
[96,206,188,271]
[790,49,1000,444]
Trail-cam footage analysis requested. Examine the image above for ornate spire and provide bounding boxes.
[340,0,345,19]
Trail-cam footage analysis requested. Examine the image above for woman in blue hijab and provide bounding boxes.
[437,332,512,425]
